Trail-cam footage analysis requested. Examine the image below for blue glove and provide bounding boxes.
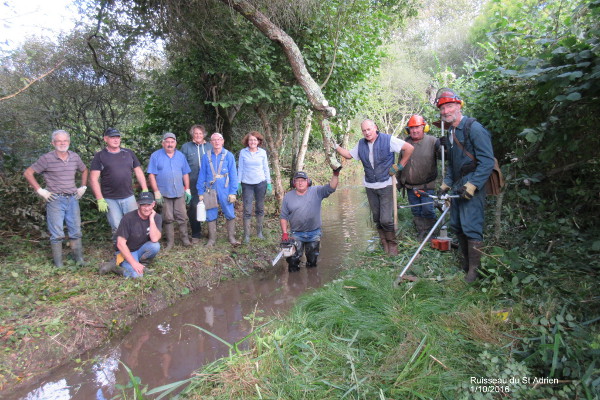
[389,164,403,176]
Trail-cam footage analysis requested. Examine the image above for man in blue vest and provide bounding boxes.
[436,88,494,282]
[335,119,414,255]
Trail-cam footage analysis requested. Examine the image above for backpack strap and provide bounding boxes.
[451,117,477,162]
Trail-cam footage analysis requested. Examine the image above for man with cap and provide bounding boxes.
[24,129,88,267]
[89,128,148,240]
[147,132,192,250]
[279,167,340,272]
[181,124,212,244]
[100,191,163,278]
[435,88,494,282]
[397,115,443,240]
[334,119,414,256]
[197,132,239,246]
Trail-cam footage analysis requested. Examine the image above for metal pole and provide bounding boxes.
[394,206,450,285]
[441,121,445,180]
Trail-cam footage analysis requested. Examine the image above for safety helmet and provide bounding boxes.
[406,115,430,133]
[435,88,463,108]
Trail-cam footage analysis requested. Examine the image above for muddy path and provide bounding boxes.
[6,185,375,399]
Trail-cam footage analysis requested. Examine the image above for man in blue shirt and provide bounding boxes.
[147,132,193,250]
[436,89,494,282]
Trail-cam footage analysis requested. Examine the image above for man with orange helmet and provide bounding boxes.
[436,88,494,282]
[397,115,443,240]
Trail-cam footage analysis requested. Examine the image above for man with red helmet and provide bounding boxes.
[334,119,414,256]
[397,115,443,240]
[436,88,494,282]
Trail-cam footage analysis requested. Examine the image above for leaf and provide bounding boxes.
[566,92,581,101]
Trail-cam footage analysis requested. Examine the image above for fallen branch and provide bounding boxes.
[0,61,64,102]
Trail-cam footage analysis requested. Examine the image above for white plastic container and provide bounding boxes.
[196,201,206,222]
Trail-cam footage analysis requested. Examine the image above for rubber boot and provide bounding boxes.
[243,218,251,243]
[164,223,175,252]
[51,242,63,267]
[256,215,264,239]
[226,219,240,245]
[465,240,483,283]
[206,221,217,247]
[422,218,437,242]
[70,238,87,266]
[457,233,469,273]
[384,231,398,256]
[305,241,320,268]
[413,217,426,241]
[179,223,191,247]
[378,229,389,254]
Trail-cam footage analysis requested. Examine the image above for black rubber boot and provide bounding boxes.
[305,240,320,268]
[51,242,63,267]
[457,233,469,272]
[70,238,87,266]
[466,240,483,283]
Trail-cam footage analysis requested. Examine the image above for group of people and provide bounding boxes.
[25,88,494,282]
[24,126,274,278]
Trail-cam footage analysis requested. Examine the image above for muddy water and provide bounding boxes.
[9,185,375,400]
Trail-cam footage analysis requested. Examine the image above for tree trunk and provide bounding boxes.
[221,0,336,119]
[296,110,312,172]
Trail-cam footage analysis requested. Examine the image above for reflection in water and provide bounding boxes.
[7,186,373,400]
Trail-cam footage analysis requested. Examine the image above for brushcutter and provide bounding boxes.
[394,192,458,285]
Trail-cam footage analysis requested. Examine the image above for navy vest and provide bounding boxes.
[358,132,394,183]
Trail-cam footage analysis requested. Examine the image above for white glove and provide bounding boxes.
[75,186,87,199]
[36,188,57,202]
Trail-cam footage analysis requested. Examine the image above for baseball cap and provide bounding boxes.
[137,192,155,205]
[162,132,176,141]
[293,171,309,180]
[104,128,121,137]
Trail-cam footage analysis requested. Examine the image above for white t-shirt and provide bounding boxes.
[349,136,406,189]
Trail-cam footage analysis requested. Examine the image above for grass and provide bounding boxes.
[169,210,599,400]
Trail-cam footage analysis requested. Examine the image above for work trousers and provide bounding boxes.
[449,188,486,242]
[365,185,395,232]
[241,180,267,219]
[162,196,188,225]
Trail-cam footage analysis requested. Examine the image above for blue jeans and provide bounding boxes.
[407,189,436,219]
[241,181,267,219]
[46,195,82,243]
[120,241,161,278]
[106,196,137,232]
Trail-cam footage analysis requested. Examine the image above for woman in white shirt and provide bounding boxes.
[238,131,272,243]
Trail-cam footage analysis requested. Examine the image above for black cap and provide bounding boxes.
[293,171,309,180]
[104,128,121,137]
[137,192,155,205]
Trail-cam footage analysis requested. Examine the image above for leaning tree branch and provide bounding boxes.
[221,0,336,118]
[0,61,64,102]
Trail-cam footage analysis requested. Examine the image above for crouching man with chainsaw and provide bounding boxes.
[436,89,494,282]
[279,168,340,272]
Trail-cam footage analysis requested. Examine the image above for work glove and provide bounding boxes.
[36,188,57,202]
[332,142,339,150]
[154,191,164,205]
[198,195,204,202]
[266,183,273,196]
[237,183,242,196]
[97,198,109,213]
[142,189,149,192]
[439,136,448,147]
[228,194,236,203]
[184,189,192,204]
[75,186,87,200]
[437,182,451,197]
[281,232,289,242]
[389,163,403,176]
[457,182,477,200]
[333,166,342,176]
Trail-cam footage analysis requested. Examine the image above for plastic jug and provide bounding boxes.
[196,201,206,222]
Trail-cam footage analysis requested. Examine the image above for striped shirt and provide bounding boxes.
[30,151,86,194]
